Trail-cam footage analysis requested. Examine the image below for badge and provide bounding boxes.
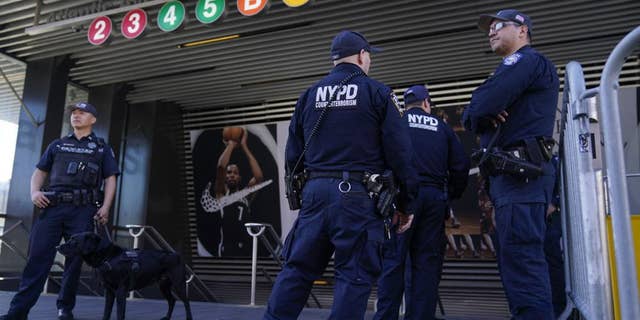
[390,92,404,116]
[503,53,522,66]
[87,142,97,149]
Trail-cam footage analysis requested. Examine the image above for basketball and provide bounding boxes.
[222,126,244,142]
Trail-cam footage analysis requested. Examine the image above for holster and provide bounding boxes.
[285,171,307,210]
[43,191,59,207]
[364,170,399,218]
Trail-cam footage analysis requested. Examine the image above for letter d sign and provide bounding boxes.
[237,0,268,16]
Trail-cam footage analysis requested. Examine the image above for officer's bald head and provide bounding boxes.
[333,49,371,74]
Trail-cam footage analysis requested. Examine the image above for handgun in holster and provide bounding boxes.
[285,170,307,210]
[364,170,399,219]
[42,191,59,207]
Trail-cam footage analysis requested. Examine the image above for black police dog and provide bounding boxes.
[57,232,193,320]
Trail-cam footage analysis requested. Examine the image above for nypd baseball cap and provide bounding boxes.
[404,85,430,106]
[68,102,98,118]
[330,30,382,61]
[477,9,532,36]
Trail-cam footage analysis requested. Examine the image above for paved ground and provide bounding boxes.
[0,290,505,319]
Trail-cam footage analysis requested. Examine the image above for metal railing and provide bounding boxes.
[245,222,322,308]
[598,26,640,319]
[123,224,217,302]
[560,25,640,319]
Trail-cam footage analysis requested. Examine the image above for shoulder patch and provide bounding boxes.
[503,52,522,66]
[390,92,404,116]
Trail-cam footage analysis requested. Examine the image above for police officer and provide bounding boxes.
[375,85,470,320]
[1,102,119,320]
[263,30,417,320]
[462,9,559,319]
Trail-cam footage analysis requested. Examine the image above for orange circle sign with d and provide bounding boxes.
[237,0,268,16]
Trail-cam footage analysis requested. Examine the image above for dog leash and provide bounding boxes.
[93,220,113,242]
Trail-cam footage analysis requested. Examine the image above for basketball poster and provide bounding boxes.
[190,124,282,257]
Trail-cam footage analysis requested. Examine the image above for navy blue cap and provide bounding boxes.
[404,85,430,106]
[478,9,532,35]
[68,102,98,118]
[330,30,382,61]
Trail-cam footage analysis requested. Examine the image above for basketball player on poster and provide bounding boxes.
[201,127,270,257]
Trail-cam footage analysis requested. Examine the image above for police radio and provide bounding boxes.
[285,169,306,211]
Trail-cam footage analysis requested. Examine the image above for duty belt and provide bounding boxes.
[306,171,366,183]
[43,190,98,206]
[503,137,555,164]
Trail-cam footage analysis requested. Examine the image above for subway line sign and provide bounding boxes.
[86,0,311,46]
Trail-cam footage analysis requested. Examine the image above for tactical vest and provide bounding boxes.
[49,137,105,190]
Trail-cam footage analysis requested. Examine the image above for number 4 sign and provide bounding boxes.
[158,1,186,32]
[121,8,147,39]
[88,16,112,46]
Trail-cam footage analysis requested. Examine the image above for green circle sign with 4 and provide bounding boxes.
[158,1,186,32]
[196,0,225,24]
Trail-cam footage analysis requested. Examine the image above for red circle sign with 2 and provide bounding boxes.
[87,16,112,45]
[121,8,148,39]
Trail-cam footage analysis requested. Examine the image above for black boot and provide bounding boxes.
[58,309,75,320]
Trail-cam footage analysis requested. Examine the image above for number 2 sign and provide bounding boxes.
[87,16,112,46]
[121,8,147,39]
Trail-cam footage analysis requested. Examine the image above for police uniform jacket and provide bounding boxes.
[286,62,417,200]
[404,108,470,199]
[37,132,120,191]
[462,45,559,148]
[462,45,559,206]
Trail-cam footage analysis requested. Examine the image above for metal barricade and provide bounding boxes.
[560,25,640,320]
[561,61,612,320]
[123,224,217,302]
[599,26,640,320]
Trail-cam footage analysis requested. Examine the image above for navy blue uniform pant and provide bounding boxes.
[493,202,553,319]
[8,204,96,317]
[373,229,410,320]
[544,212,566,317]
[264,177,384,320]
[374,186,447,320]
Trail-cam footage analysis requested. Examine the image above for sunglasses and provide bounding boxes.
[489,21,522,33]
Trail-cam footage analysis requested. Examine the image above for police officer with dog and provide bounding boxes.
[375,85,469,320]
[263,30,417,320]
[462,9,559,319]
[1,102,119,320]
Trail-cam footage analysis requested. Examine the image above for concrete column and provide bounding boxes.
[2,56,70,270]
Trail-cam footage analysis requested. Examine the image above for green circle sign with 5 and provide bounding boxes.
[196,0,225,24]
[158,1,185,32]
